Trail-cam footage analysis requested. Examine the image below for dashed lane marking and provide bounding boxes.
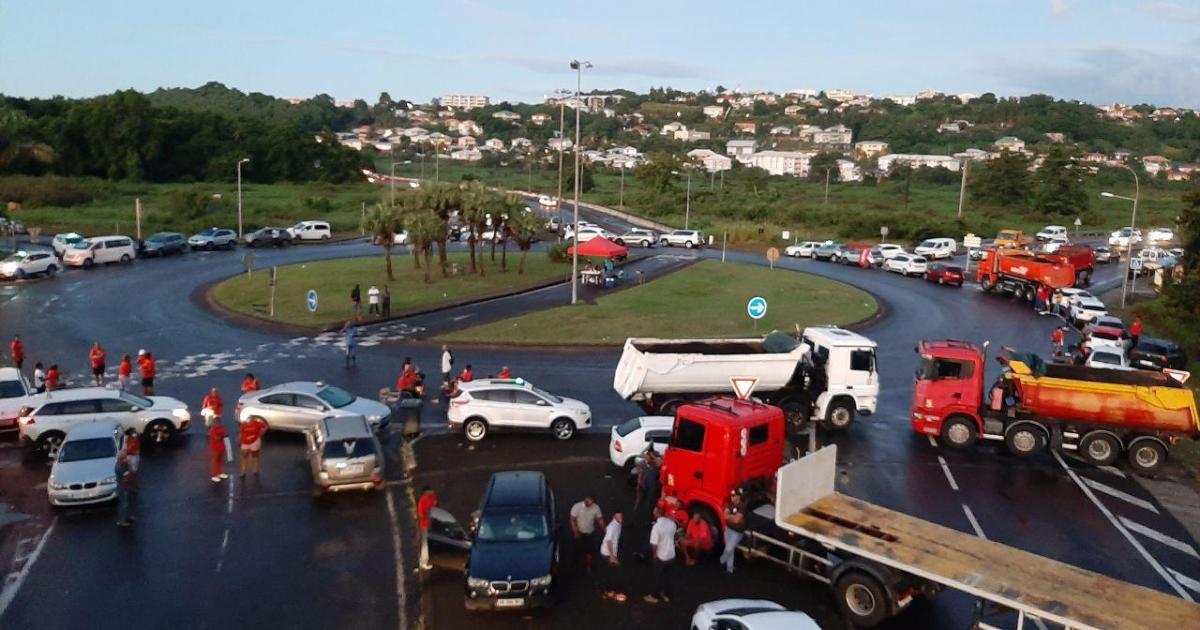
[1118,516,1200,559]
[937,456,959,491]
[1166,567,1200,597]
[962,505,987,540]
[0,517,56,619]
[385,487,407,630]
[452,314,473,321]
[927,435,938,448]
[1081,477,1159,514]
[1097,465,1127,479]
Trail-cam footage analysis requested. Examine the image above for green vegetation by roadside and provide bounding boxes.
[211,252,570,328]
[437,259,877,345]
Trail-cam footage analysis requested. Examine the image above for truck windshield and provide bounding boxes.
[918,357,974,381]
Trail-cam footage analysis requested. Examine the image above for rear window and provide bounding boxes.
[944,266,963,273]
[1093,330,1121,341]
[322,439,375,459]
[0,380,27,399]
[58,437,116,462]
[615,418,643,437]
[671,418,706,452]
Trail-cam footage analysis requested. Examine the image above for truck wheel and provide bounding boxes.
[834,571,890,627]
[1079,431,1121,466]
[825,400,855,431]
[1023,286,1037,302]
[1127,439,1167,475]
[781,401,810,432]
[980,276,994,292]
[1078,269,1092,286]
[940,416,977,449]
[1005,424,1046,457]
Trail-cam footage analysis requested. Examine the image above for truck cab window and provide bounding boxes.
[851,349,875,372]
[748,423,769,446]
[671,418,705,452]
[920,358,974,380]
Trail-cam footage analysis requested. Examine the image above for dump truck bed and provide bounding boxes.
[775,447,1200,630]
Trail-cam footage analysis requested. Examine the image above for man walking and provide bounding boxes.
[720,492,747,574]
[350,284,362,316]
[440,345,453,383]
[367,285,380,316]
[417,487,438,571]
[10,335,24,370]
[207,412,229,483]
[644,506,677,604]
[238,413,268,476]
[115,451,134,528]
[599,512,625,602]
[138,351,156,395]
[1130,316,1143,347]
[89,341,107,386]
[343,320,359,367]
[569,495,605,572]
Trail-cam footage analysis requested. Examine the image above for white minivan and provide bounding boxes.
[913,238,957,260]
[289,221,332,241]
[61,236,137,268]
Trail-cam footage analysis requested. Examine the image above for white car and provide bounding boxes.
[19,388,191,457]
[52,232,86,257]
[1135,247,1176,271]
[0,367,34,434]
[61,235,137,268]
[288,220,332,241]
[1085,326,1132,353]
[882,253,927,276]
[615,228,658,247]
[876,243,906,259]
[1058,288,1094,309]
[1085,347,1131,370]
[660,229,703,248]
[1,250,62,279]
[1147,227,1174,243]
[47,421,123,507]
[1108,227,1142,248]
[1070,297,1108,325]
[785,241,822,258]
[234,381,392,433]
[537,195,558,208]
[1036,225,1069,241]
[568,226,617,243]
[913,238,956,260]
[609,416,673,468]
[479,227,508,241]
[691,599,820,630]
[447,378,591,441]
[1041,237,1070,254]
[561,221,597,240]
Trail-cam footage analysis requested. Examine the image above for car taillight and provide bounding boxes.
[614,440,622,453]
[450,398,469,407]
[19,416,34,425]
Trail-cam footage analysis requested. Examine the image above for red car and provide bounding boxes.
[925,263,964,286]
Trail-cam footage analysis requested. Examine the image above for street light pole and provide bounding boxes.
[390,161,404,206]
[569,60,591,306]
[554,88,570,230]
[824,168,831,207]
[1100,165,1140,308]
[619,163,626,212]
[956,160,969,219]
[685,169,692,229]
[236,158,250,238]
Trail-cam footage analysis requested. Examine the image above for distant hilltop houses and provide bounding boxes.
[321,86,1197,181]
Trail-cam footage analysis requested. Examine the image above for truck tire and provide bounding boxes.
[1077,269,1092,286]
[833,571,890,627]
[1127,438,1167,475]
[980,276,994,292]
[1079,431,1121,466]
[1023,286,1037,303]
[825,400,855,431]
[781,401,810,432]
[1005,423,1046,457]
[940,416,977,449]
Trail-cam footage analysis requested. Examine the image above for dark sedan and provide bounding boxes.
[244,226,294,248]
[1130,336,1188,371]
[925,263,964,286]
[140,232,188,256]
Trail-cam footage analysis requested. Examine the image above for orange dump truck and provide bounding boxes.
[977,249,1077,300]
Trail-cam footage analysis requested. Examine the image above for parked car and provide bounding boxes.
[305,415,384,496]
[140,232,188,257]
[374,230,409,246]
[235,381,391,433]
[1108,227,1142,248]
[614,228,657,247]
[447,378,591,442]
[883,253,928,276]
[914,237,957,260]
[608,415,672,468]
[1085,325,1132,353]
[1069,297,1108,326]
[1085,347,1131,370]
[837,247,867,265]
[289,220,333,241]
[691,600,820,630]
[863,247,887,267]
[244,226,294,248]
[1094,246,1114,263]
[19,388,190,457]
[544,217,561,233]
[1,250,62,279]
[925,263,964,286]
[1041,237,1071,254]
[968,244,995,261]
[0,367,34,434]
[463,471,558,611]
[784,241,822,258]
[876,243,906,259]
[47,421,124,507]
[568,226,617,243]
[1133,247,1176,274]
[1130,337,1189,371]
[537,195,558,208]
[52,232,86,257]
[480,227,509,242]
[188,227,238,250]
[61,236,137,268]
[1036,225,1069,241]
[1147,227,1175,243]
[1085,315,1127,337]
[812,241,845,261]
[1058,287,1095,309]
[659,229,703,248]
[561,221,597,240]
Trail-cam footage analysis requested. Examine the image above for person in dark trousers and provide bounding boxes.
[417,487,438,570]
[10,335,24,370]
[32,362,46,393]
[89,341,107,386]
[115,451,134,528]
[643,506,677,603]
[381,285,391,318]
[138,351,156,395]
[440,345,453,383]
[569,495,605,573]
[343,320,359,367]
[350,284,362,316]
[634,451,661,513]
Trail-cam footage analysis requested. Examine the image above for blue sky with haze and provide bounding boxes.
[2,0,1198,107]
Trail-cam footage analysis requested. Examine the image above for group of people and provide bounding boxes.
[580,258,618,287]
[8,336,158,395]
[203,376,270,485]
[1050,315,1144,366]
[350,284,392,319]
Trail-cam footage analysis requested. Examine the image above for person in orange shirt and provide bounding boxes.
[138,351,156,395]
[241,373,261,394]
[89,342,107,386]
[45,364,61,390]
[117,354,133,391]
[460,365,474,383]
[497,366,512,379]
[10,335,24,370]
[417,487,438,570]
[207,416,228,483]
[202,387,224,420]
[123,428,141,491]
[678,512,714,566]
[396,367,417,394]
[238,414,268,476]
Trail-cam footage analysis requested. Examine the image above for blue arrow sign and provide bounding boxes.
[306,289,319,313]
[747,296,767,320]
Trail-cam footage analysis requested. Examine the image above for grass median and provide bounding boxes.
[438,259,877,345]
[212,252,570,328]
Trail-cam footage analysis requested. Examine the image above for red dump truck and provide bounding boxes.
[977,248,1077,300]
[911,340,1199,474]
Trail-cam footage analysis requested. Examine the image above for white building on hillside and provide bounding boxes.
[703,105,725,118]
[878,154,961,172]
[687,149,733,172]
[442,94,490,110]
[450,148,482,161]
[837,159,862,182]
[854,140,889,158]
[993,136,1025,153]
[726,139,758,163]
[812,124,852,147]
[675,129,711,141]
[749,150,816,177]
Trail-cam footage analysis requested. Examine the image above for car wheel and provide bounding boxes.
[938,277,944,285]
[684,241,694,249]
[550,418,576,440]
[145,419,176,446]
[120,254,131,263]
[83,257,94,269]
[833,571,889,627]
[46,265,58,278]
[205,242,215,251]
[15,269,26,280]
[1127,439,1167,475]
[940,416,977,449]
[463,418,488,442]
[38,431,66,459]
[322,234,331,241]
[659,239,669,247]
[1079,431,1121,466]
[781,400,810,432]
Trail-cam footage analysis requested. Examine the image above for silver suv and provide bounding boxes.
[305,415,384,496]
[659,229,703,248]
[447,378,591,442]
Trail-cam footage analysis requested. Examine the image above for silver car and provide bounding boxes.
[305,415,384,496]
[47,421,122,507]
[235,381,391,433]
[188,227,238,251]
[615,228,658,247]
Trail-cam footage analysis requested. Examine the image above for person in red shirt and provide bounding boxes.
[241,373,261,394]
[678,511,714,566]
[117,354,133,391]
[45,364,61,390]
[202,387,224,420]
[138,351,156,395]
[1051,327,1066,358]
[417,487,438,570]
[460,365,474,383]
[89,341,107,386]
[396,367,417,393]
[122,428,141,491]
[208,419,228,483]
[1130,316,1143,347]
[238,414,268,476]
[10,335,24,370]
[497,366,512,379]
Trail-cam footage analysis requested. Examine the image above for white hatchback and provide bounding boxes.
[692,599,819,630]
[785,241,822,258]
[48,421,123,507]
[1,251,62,279]
[447,378,591,441]
[883,253,928,276]
[608,415,673,468]
[289,220,332,241]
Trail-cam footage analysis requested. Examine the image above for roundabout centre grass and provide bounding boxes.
[212,251,570,328]
[438,259,877,345]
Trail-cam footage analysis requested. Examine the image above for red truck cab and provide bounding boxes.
[660,397,785,531]
[910,340,985,442]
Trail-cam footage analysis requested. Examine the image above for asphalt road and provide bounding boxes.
[1,229,1197,629]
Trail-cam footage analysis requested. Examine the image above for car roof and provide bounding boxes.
[460,378,533,391]
[1078,297,1106,306]
[634,416,674,430]
[483,471,547,509]
[319,415,373,439]
[34,387,120,403]
[0,367,24,381]
[263,381,327,395]
[65,420,121,440]
[1137,336,1178,350]
[1091,326,1124,337]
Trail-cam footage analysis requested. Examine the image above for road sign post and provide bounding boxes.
[306,289,319,313]
[880,226,889,243]
[269,266,278,317]
[747,296,767,332]
[1074,217,1082,237]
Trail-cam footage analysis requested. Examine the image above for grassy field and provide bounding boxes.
[211,251,570,328]
[438,259,877,345]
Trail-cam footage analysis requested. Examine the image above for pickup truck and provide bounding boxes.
[613,328,878,430]
[993,229,1034,249]
[911,340,1198,474]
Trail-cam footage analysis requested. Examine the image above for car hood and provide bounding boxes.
[468,539,554,581]
[339,398,391,419]
[51,457,117,485]
[559,397,590,415]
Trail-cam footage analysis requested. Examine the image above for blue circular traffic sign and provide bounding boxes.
[306,289,319,313]
[747,296,767,320]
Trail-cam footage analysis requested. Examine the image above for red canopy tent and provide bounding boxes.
[566,236,628,258]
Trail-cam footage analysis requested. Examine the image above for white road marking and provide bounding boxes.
[215,530,231,574]
[452,314,474,321]
[962,505,987,540]
[937,456,959,491]
[1097,465,1127,479]
[1032,617,1049,630]
[1054,451,1193,601]
[0,517,57,618]
[1166,567,1200,596]
[927,435,938,447]
[384,487,408,630]
[1081,477,1159,514]
[1118,516,1200,559]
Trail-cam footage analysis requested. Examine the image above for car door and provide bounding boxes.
[511,389,551,429]
[56,398,102,434]
[255,393,299,430]
[287,393,330,429]
[99,397,139,431]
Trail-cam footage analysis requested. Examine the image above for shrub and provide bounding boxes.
[545,240,570,262]
[0,175,95,207]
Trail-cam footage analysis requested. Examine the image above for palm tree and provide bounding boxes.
[460,183,490,276]
[506,205,543,274]
[364,202,404,281]
[498,195,527,272]
[406,209,446,284]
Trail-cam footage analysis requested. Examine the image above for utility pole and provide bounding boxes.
[236,158,250,238]
[134,198,142,240]
[569,60,591,306]
[555,88,569,229]
[824,168,831,206]
[957,160,969,219]
[619,163,626,212]
[685,168,692,229]
[361,202,366,236]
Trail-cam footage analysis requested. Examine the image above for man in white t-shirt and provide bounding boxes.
[570,495,605,572]
[367,285,381,316]
[644,506,677,603]
[599,512,625,602]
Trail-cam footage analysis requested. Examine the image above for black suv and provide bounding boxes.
[464,471,557,611]
[1130,336,1188,370]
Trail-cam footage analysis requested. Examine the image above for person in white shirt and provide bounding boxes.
[440,345,453,382]
[32,362,46,394]
[599,512,625,602]
[367,285,381,316]
[570,495,605,572]
[644,506,677,603]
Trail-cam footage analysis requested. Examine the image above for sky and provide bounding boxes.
[2,0,1199,108]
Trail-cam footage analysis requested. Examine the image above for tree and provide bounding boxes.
[405,209,446,284]
[497,195,527,271]
[562,163,595,194]
[635,153,680,193]
[808,152,842,183]
[506,205,543,274]
[1032,148,1088,217]
[364,203,404,281]
[1166,189,1200,316]
[971,151,1031,207]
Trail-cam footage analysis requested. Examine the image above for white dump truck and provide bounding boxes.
[612,327,878,430]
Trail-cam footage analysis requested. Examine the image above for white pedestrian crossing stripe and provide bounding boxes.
[1118,516,1200,559]
[1081,477,1159,514]
[1167,567,1200,596]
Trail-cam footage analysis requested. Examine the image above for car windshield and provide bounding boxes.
[57,437,116,463]
[322,439,375,459]
[477,511,549,542]
[530,386,562,404]
[918,240,937,248]
[71,241,93,250]
[148,233,171,242]
[0,380,27,398]
[198,229,217,236]
[316,385,356,408]
[120,391,154,408]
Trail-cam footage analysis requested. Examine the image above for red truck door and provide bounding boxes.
[664,414,712,499]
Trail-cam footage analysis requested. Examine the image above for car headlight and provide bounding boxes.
[367,414,382,423]
[48,480,67,490]
[530,574,552,587]
[467,577,490,589]
[172,408,190,420]
[101,476,117,485]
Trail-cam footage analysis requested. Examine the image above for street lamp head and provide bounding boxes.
[238,158,250,165]
[569,60,592,70]
[1100,192,1115,198]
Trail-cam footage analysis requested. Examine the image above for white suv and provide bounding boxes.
[660,229,703,248]
[289,220,332,241]
[19,388,191,457]
[883,253,928,276]
[447,378,591,442]
[785,241,821,258]
[1036,225,1068,241]
[1,250,62,279]
[1070,297,1108,325]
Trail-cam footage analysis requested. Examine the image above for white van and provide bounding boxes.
[61,235,137,268]
[289,221,332,241]
[913,237,957,260]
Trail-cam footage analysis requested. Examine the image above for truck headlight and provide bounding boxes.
[530,574,552,587]
[467,577,489,589]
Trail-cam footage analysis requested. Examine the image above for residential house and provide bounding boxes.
[1166,169,1192,182]
[1152,108,1181,121]
[703,105,725,118]
[812,125,852,147]
[783,104,804,116]
[769,125,793,136]
[610,155,641,169]
[686,149,732,172]
[492,110,521,122]
[455,136,478,148]
[675,129,711,142]
[660,122,687,136]
[1081,152,1108,163]
[916,89,944,100]
[796,125,823,142]
[601,108,617,118]
[510,137,532,149]
[583,150,610,165]
[836,159,862,182]
[1113,150,1132,162]
[854,140,890,158]
[372,141,395,153]
[1142,155,1171,177]
[938,122,962,134]
[878,154,961,172]
[442,94,490,110]
[956,93,979,103]
[453,120,483,136]
[953,148,994,162]
[483,138,506,151]
[609,146,641,158]
[449,148,483,161]
[749,150,816,177]
[1043,132,1066,144]
[547,137,573,150]
[734,121,758,134]
[726,139,758,163]
[530,113,553,125]
[401,127,429,138]
[426,132,450,148]
[993,136,1025,153]
[884,95,916,106]
[825,89,856,102]
[785,89,819,100]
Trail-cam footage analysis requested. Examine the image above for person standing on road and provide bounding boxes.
[138,351,156,395]
[114,451,134,528]
[643,506,677,604]
[241,372,261,394]
[569,495,605,572]
[207,413,229,483]
[117,354,133,391]
[202,387,224,420]
[1052,326,1066,358]
[720,492,747,574]
[32,362,46,394]
[123,428,141,492]
[1130,316,1143,348]
[89,342,107,386]
[460,364,474,383]
[343,320,359,367]
[381,285,391,318]
[350,284,362,316]
[45,364,61,390]
[10,335,24,370]
[367,285,380,316]
[497,366,512,379]
[634,452,661,513]
[238,413,268,476]
[440,345,453,383]
[1035,286,1049,314]
[599,512,626,602]
[417,487,438,571]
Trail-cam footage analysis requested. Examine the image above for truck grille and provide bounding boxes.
[490,580,529,594]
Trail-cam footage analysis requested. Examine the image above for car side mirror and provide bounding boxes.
[131,406,143,412]
[536,400,548,406]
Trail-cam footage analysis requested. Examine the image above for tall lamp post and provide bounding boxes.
[390,161,405,206]
[671,166,693,229]
[618,162,626,212]
[1101,193,1141,308]
[569,59,591,306]
[236,158,250,238]
[553,88,571,234]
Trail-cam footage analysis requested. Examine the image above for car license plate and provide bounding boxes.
[496,598,524,608]
[344,464,364,475]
